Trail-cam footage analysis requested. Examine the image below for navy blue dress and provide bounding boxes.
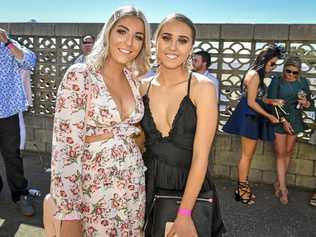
[223,86,274,141]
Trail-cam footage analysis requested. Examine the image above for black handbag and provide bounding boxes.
[145,189,214,237]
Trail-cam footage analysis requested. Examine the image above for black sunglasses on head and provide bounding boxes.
[285,69,299,75]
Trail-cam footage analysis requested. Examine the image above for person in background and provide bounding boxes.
[19,69,34,153]
[74,34,95,64]
[192,50,219,98]
[309,121,316,207]
[222,44,285,205]
[0,28,36,216]
[268,55,312,204]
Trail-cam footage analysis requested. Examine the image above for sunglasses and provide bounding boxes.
[285,69,299,75]
[82,41,93,45]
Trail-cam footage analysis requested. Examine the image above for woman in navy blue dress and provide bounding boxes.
[223,45,285,205]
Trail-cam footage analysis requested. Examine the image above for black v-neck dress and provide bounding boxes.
[140,74,225,236]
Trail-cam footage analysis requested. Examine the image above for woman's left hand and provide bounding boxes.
[298,97,310,108]
[167,216,198,237]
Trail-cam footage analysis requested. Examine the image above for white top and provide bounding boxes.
[74,54,86,64]
[20,69,33,106]
[203,70,219,99]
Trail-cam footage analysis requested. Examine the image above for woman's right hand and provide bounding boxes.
[268,114,280,124]
[167,215,198,237]
[60,220,82,237]
[271,99,285,107]
[282,120,295,135]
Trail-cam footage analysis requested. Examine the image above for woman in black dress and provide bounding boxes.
[140,13,225,237]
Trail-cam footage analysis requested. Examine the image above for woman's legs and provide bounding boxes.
[238,136,257,182]
[274,133,287,193]
[274,133,296,204]
[285,135,297,172]
[235,136,257,204]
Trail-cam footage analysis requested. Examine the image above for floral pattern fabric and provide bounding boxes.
[51,63,145,237]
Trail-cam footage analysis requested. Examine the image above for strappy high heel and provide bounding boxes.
[273,182,280,198]
[279,188,288,205]
[310,191,316,207]
[234,181,255,205]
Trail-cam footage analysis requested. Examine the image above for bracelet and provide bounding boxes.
[177,208,192,216]
[7,43,14,49]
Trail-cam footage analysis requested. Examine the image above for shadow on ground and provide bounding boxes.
[0,153,315,237]
[0,153,50,237]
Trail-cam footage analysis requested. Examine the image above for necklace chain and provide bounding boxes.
[155,72,190,88]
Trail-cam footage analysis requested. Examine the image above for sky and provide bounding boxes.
[1,0,316,24]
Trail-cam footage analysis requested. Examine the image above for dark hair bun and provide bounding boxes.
[267,44,286,59]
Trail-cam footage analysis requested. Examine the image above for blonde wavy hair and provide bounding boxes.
[86,5,151,76]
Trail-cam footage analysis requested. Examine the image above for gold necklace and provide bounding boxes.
[156,72,190,88]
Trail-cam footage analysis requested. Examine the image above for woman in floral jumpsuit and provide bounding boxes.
[50,6,151,237]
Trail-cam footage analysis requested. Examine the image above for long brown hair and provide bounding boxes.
[242,44,286,90]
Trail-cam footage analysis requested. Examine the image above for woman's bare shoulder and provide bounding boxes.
[190,72,216,103]
[244,70,259,86]
[191,72,215,91]
[245,70,259,80]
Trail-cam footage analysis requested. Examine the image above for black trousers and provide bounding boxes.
[0,114,28,202]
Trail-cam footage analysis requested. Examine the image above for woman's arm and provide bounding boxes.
[299,77,313,109]
[50,65,87,222]
[168,76,217,237]
[181,78,217,211]
[246,71,279,123]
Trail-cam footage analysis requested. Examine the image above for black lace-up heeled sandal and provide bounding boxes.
[234,181,255,205]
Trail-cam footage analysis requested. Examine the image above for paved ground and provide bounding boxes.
[0,153,315,237]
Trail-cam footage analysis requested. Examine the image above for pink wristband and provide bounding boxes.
[7,43,14,49]
[177,208,192,216]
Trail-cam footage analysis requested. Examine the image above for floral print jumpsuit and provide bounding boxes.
[51,63,146,237]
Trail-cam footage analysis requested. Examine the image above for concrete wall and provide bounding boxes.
[212,135,316,189]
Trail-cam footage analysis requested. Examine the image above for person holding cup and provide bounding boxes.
[267,55,312,204]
